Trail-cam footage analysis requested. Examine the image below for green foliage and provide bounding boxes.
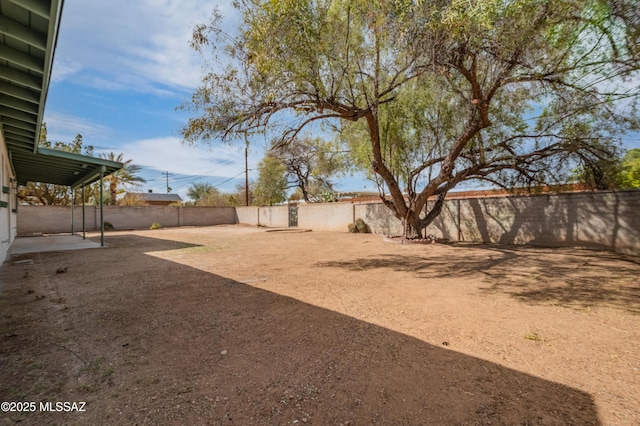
[100,152,146,205]
[120,193,146,206]
[186,182,243,206]
[182,0,640,237]
[356,218,370,233]
[570,146,625,190]
[18,124,96,205]
[348,218,371,233]
[187,182,217,205]
[341,76,468,194]
[272,136,348,202]
[18,125,144,206]
[572,148,640,189]
[233,182,254,206]
[253,155,288,206]
[620,149,640,189]
[150,222,162,230]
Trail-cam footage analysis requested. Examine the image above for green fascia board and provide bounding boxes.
[34,0,65,153]
[37,147,123,189]
[37,147,123,169]
[12,148,123,187]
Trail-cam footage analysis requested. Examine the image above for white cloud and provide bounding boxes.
[50,59,83,83]
[119,135,266,198]
[43,111,112,143]
[53,0,240,94]
[119,136,256,178]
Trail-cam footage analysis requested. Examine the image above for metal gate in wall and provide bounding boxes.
[288,204,298,227]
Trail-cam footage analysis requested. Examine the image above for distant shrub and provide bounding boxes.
[150,222,162,230]
[356,218,370,233]
[348,218,371,233]
[103,221,114,230]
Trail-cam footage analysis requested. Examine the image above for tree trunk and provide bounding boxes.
[300,183,311,203]
[399,193,447,241]
[110,181,117,205]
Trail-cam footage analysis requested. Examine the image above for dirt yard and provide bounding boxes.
[1,225,638,425]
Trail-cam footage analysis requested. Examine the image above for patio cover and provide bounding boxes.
[0,0,123,188]
[0,0,123,246]
[12,146,123,188]
[2,0,64,164]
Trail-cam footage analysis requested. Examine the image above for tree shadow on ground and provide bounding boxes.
[0,235,600,424]
[317,244,640,314]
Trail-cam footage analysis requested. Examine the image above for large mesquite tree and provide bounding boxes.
[180,0,640,237]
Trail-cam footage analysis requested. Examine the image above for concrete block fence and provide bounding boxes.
[17,205,236,235]
[16,189,640,255]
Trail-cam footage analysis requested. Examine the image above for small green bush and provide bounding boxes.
[103,221,114,230]
[150,222,162,230]
[348,218,371,233]
[355,218,370,233]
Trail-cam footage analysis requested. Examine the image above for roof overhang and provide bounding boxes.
[1,0,64,156]
[0,0,122,187]
[12,147,123,188]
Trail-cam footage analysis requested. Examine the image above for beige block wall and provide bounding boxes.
[182,207,235,227]
[298,203,354,232]
[573,191,640,254]
[355,190,640,255]
[105,206,179,229]
[354,203,402,235]
[15,190,640,255]
[426,200,460,240]
[17,205,235,234]
[18,205,79,234]
[258,206,289,228]
[235,206,260,225]
[440,190,640,255]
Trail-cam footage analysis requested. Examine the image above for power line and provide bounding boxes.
[161,171,173,193]
[211,170,250,189]
[172,169,253,192]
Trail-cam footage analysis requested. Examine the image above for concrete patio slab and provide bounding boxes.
[8,234,104,256]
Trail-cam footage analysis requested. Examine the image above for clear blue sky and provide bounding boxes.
[43,1,638,201]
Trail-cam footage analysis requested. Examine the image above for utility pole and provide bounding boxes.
[162,171,173,193]
[243,134,250,206]
[245,143,249,206]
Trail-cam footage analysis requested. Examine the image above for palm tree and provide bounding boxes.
[100,152,146,205]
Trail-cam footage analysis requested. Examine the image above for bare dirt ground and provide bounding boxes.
[1,225,639,425]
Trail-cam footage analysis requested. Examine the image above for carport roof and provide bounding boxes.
[1,0,122,187]
[12,147,123,188]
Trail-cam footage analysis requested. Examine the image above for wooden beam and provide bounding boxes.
[0,64,42,90]
[0,45,44,73]
[0,81,39,103]
[0,105,37,123]
[3,125,36,138]
[8,0,51,20]
[0,15,47,51]
[0,94,39,115]
[1,116,37,131]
